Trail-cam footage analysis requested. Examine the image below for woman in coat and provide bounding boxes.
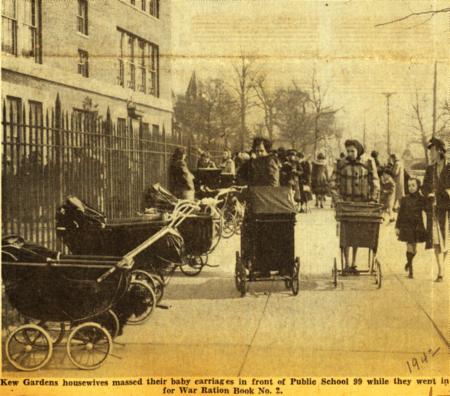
[389,154,405,209]
[379,167,396,223]
[395,178,427,278]
[168,147,195,200]
[298,152,312,212]
[311,152,329,208]
[422,138,450,282]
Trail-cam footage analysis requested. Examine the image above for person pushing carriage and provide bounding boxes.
[331,139,380,273]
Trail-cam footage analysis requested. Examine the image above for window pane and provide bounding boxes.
[2,0,16,19]
[2,17,16,54]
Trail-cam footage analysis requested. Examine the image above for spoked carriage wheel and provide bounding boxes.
[26,320,66,346]
[332,258,338,288]
[180,255,204,276]
[131,269,164,303]
[66,322,112,370]
[126,280,157,325]
[291,257,300,296]
[208,216,223,254]
[222,211,237,239]
[374,258,382,289]
[6,324,53,371]
[94,310,120,339]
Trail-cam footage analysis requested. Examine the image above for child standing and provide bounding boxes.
[395,178,427,278]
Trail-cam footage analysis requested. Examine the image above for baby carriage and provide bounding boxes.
[235,187,300,296]
[1,235,153,371]
[56,196,203,289]
[332,201,383,288]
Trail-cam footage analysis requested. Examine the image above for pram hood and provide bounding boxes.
[143,183,178,211]
[245,186,297,215]
[56,195,106,230]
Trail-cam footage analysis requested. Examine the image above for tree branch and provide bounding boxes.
[375,7,450,27]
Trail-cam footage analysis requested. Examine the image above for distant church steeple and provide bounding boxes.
[186,71,198,99]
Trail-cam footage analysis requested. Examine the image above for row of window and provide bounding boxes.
[117,29,159,96]
[129,0,159,18]
[2,1,160,98]
[5,96,161,139]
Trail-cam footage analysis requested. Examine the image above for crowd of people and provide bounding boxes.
[167,136,449,282]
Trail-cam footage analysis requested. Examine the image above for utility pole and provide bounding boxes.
[382,92,395,156]
[432,61,437,137]
[363,115,367,148]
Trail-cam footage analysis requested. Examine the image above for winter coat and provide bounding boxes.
[422,160,450,249]
[169,159,195,199]
[247,155,280,187]
[331,156,380,202]
[395,192,427,243]
[311,159,329,195]
[391,160,405,202]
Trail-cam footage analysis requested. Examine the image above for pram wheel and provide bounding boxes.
[132,269,164,303]
[291,257,300,296]
[126,280,156,325]
[95,310,120,339]
[222,211,237,239]
[332,258,338,288]
[26,320,66,345]
[374,259,382,289]
[6,324,53,371]
[67,322,112,370]
[180,255,204,276]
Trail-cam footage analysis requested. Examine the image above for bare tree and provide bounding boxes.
[230,55,260,150]
[253,74,283,141]
[410,90,430,163]
[308,71,341,156]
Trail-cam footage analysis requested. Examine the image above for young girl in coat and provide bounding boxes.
[395,178,427,278]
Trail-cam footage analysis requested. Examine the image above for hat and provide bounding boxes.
[345,139,365,157]
[427,137,446,152]
[317,152,326,160]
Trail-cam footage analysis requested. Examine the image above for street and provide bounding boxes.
[3,205,449,377]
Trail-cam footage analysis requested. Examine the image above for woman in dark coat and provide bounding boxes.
[422,137,449,282]
[311,152,329,208]
[168,147,195,200]
[395,178,427,278]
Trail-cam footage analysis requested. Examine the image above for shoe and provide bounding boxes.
[404,263,409,272]
[435,275,443,282]
[408,273,413,279]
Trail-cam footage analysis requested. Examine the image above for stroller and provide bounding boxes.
[56,195,204,287]
[332,201,383,288]
[235,187,300,296]
[2,235,151,371]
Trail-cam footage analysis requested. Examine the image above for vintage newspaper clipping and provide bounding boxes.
[1,0,449,395]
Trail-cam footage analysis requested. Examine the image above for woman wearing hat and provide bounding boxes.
[169,147,195,200]
[422,138,450,282]
[330,139,380,271]
[311,152,329,208]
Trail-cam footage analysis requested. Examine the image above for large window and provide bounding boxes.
[78,49,89,77]
[2,0,17,55]
[117,29,159,97]
[2,0,42,62]
[77,0,88,35]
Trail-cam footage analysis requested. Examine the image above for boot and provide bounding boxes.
[406,252,415,278]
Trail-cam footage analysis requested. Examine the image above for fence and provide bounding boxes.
[1,95,223,251]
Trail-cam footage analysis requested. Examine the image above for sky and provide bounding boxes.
[170,0,450,157]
